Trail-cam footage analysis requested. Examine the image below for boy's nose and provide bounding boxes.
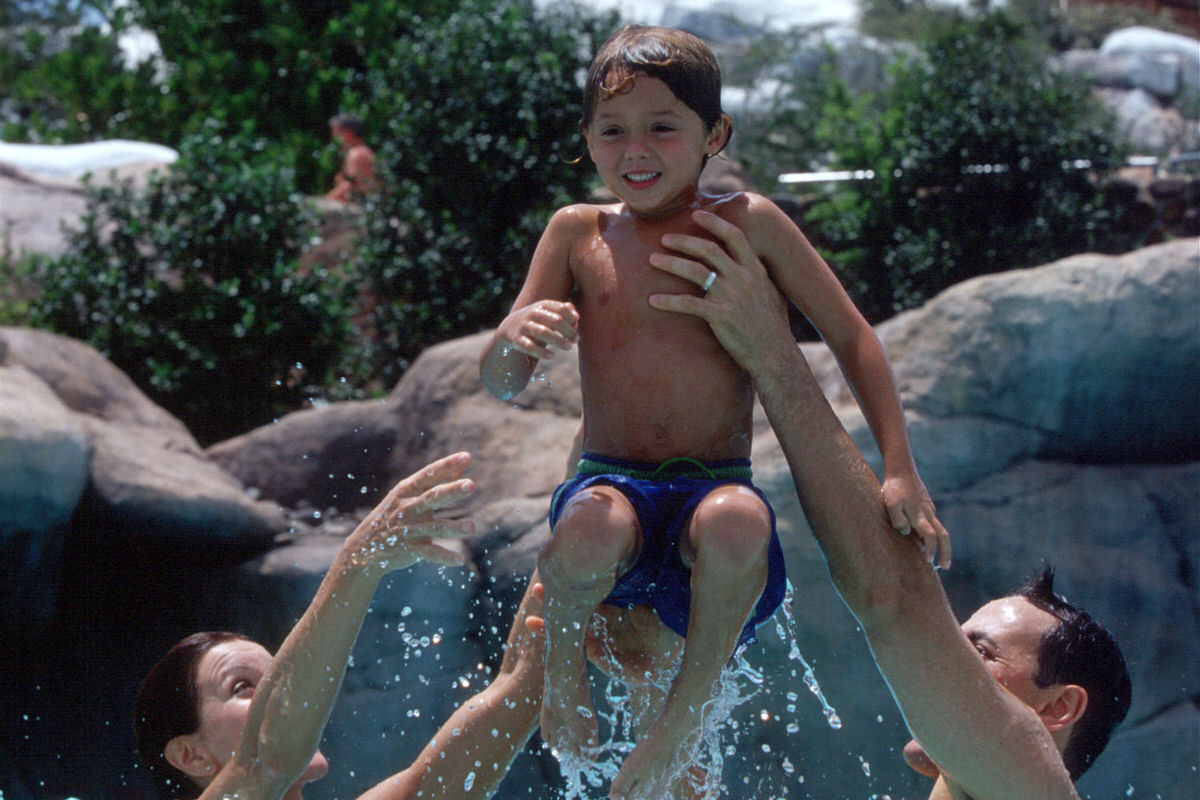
[623,133,650,158]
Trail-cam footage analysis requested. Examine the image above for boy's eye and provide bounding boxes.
[600,126,622,137]
[232,679,255,697]
[651,124,676,133]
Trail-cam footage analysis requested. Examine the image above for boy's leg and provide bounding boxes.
[538,484,641,759]
[611,484,771,800]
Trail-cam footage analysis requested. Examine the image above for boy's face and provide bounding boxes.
[583,73,729,220]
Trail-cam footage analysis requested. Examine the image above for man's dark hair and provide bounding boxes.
[330,113,365,138]
[1017,564,1132,780]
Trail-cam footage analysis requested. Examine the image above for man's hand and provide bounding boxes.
[347,451,477,573]
[496,300,580,361]
[647,210,791,374]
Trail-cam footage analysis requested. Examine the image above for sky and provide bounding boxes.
[534,0,862,30]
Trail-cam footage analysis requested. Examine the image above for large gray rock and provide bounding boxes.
[208,330,582,515]
[0,326,285,558]
[0,365,90,533]
[0,326,198,451]
[811,239,1200,490]
[0,154,174,259]
[1101,25,1200,97]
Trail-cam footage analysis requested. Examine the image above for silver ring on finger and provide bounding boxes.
[701,270,717,293]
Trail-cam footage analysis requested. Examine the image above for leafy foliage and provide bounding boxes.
[346,0,617,385]
[740,11,1129,321]
[28,124,353,443]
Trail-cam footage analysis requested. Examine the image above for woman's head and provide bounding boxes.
[135,632,330,798]
[582,25,728,142]
[135,632,247,799]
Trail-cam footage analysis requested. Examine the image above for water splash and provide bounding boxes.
[774,583,841,729]
[546,583,839,798]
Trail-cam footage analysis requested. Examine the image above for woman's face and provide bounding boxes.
[185,639,329,787]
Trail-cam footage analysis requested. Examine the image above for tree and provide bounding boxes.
[346,0,618,385]
[741,11,1128,321]
[29,123,353,444]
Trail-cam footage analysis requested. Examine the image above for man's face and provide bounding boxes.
[903,596,1061,777]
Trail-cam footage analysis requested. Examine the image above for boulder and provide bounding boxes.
[1101,25,1200,97]
[208,330,582,515]
[858,239,1198,477]
[0,143,177,259]
[0,365,90,533]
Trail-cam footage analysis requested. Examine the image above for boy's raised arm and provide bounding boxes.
[703,198,949,566]
[480,209,579,400]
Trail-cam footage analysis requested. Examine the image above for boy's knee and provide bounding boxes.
[542,488,638,576]
[688,486,771,569]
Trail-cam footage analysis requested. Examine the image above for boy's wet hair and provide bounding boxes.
[582,24,728,143]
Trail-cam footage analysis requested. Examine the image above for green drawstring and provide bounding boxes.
[576,455,752,481]
[651,457,715,479]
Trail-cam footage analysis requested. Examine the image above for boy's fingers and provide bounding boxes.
[886,502,912,536]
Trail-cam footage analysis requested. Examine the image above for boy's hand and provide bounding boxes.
[497,300,579,360]
[881,471,950,569]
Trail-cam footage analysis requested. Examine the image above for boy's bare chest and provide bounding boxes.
[570,218,702,322]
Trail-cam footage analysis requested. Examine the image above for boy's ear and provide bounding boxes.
[706,113,733,156]
[164,733,219,780]
[1039,684,1088,733]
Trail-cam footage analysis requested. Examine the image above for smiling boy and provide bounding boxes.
[480,24,947,799]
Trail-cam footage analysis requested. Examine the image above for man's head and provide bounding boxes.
[1015,564,1132,779]
[905,565,1130,781]
[329,113,365,143]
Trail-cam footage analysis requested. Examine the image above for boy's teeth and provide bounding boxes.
[627,172,659,181]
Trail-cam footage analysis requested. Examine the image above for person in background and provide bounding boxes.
[325,113,376,202]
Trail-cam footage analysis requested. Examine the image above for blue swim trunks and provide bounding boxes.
[548,452,787,649]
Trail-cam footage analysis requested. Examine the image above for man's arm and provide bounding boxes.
[360,575,545,800]
[646,210,1080,800]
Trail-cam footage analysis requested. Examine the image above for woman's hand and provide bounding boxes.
[347,451,477,573]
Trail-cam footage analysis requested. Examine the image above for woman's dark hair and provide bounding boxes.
[581,24,729,150]
[1017,564,1132,780]
[134,631,247,799]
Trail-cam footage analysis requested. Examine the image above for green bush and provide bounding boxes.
[741,11,1130,322]
[345,0,617,385]
[29,123,354,444]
